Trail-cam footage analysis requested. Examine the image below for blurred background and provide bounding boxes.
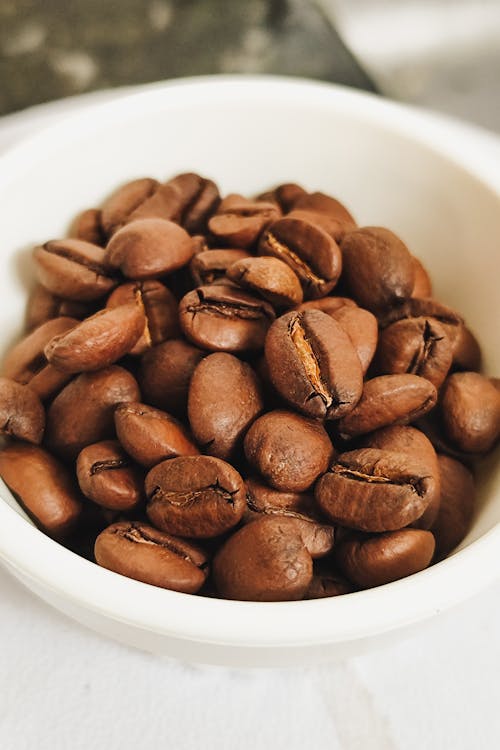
[0,0,499,129]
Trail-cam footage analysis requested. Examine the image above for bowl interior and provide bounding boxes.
[0,78,498,644]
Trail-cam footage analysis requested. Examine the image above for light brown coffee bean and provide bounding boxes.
[213,516,313,601]
[226,256,303,309]
[336,529,435,588]
[95,521,208,593]
[431,454,475,559]
[0,443,82,537]
[0,377,45,444]
[440,372,500,454]
[295,297,357,315]
[139,338,205,415]
[68,208,105,246]
[411,256,433,298]
[256,183,307,212]
[452,326,482,372]
[190,249,251,286]
[245,476,316,516]
[101,177,159,236]
[286,209,350,243]
[76,440,143,511]
[330,305,378,375]
[25,285,91,332]
[292,191,356,226]
[208,194,280,249]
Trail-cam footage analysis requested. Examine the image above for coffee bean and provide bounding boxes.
[340,227,415,312]
[337,374,437,439]
[114,402,199,469]
[452,326,482,372]
[379,297,463,348]
[45,302,145,373]
[95,521,208,593]
[245,476,316,516]
[265,310,363,420]
[329,305,378,375]
[101,177,159,236]
[188,352,263,460]
[257,183,307,212]
[440,372,500,453]
[375,317,453,388]
[336,529,435,588]
[0,443,82,537]
[431,454,475,559]
[146,455,246,538]
[33,239,117,301]
[244,409,334,492]
[315,448,435,532]
[0,377,45,444]
[295,296,357,314]
[190,249,251,286]
[46,366,140,460]
[213,516,313,601]
[208,194,280,249]
[304,571,353,598]
[25,286,91,332]
[226,256,303,309]
[68,208,105,246]
[292,191,357,228]
[411,256,432,298]
[76,440,143,511]
[139,338,205,415]
[258,216,342,299]
[179,284,275,352]
[286,209,350,243]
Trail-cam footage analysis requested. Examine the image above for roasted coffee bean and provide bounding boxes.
[188,353,263,460]
[258,216,342,299]
[208,194,280,249]
[213,516,313,601]
[106,218,193,279]
[257,183,307,212]
[440,372,500,454]
[0,377,45,444]
[76,440,143,511]
[315,448,435,532]
[265,310,363,419]
[244,409,334,492]
[139,339,205,415]
[69,208,105,246]
[114,402,199,469]
[452,326,482,372]
[45,302,145,373]
[25,286,90,331]
[226,256,303,309]
[340,227,415,313]
[305,571,353,598]
[432,454,475,559]
[336,529,435,588]
[329,305,378,375]
[292,191,356,227]
[106,281,179,355]
[146,455,246,538]
[245,476,316,516]
[179,284,275,352]
[361,425,441,529]
[2,317,77,400]
[95,521,208,593]
[411,256,433,298]
[190,249,251,286]
[46,366,140,460]
[286,209,350,243]
[337,374,437,439]
[0,443,82,537]
[375,317,453,388]
[295,297,357,314]
[33,239,117,301]
[101,177,159,236]
[379,297,463,348]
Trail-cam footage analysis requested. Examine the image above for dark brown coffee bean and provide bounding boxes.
[440,372,500,454]
[360,425,441,529]
[258,216,342,299]
[213,516,313,601]
[179,284,275,352]
[295,297,357,314]
[25,285,91,332]
[94,521,208,593]
[375,317,453,388]
[340,227,415,312]
[190,249,251,286]
[431,454,475,559]
[139,339,205,415]
[286,209,350,243]
[106,281,179,355]
[33,239,117,301]
[208,194,280,249]
[226,256,303,309]
[452,326,482,371]
[257,183,307,212]
[101,177,159,236]
[45,302,145,373]
[146,455,246,538]
[0,378,45,444]
[337,374,437,439]
[329,305,378,375]
[114,402,199,469]
[265,310,363,420]
[379,297,463,347]
[45,366,140,460]
[188,353,263,460]
[305,571,353,598]
[411,256,432,298]
[2,317,78,400]
[68,208,105,246]
[336,529,435,588]
[292,191,356,228]
[413,413,474,466]
[245,476,316,516]
[315,448,435,532]
[76,440,143,511]
[244,409,334,492]
[0,443,82,538]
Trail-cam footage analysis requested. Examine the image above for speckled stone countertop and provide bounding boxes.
[0,0,374,116]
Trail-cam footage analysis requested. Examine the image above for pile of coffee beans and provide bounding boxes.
[1,172,499,601]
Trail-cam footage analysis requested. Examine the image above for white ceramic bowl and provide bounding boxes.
[0,77,499,668]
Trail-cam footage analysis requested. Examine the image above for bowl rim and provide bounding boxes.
[0,74,499,648]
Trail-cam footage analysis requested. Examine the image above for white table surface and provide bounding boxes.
[0,83,499,750]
